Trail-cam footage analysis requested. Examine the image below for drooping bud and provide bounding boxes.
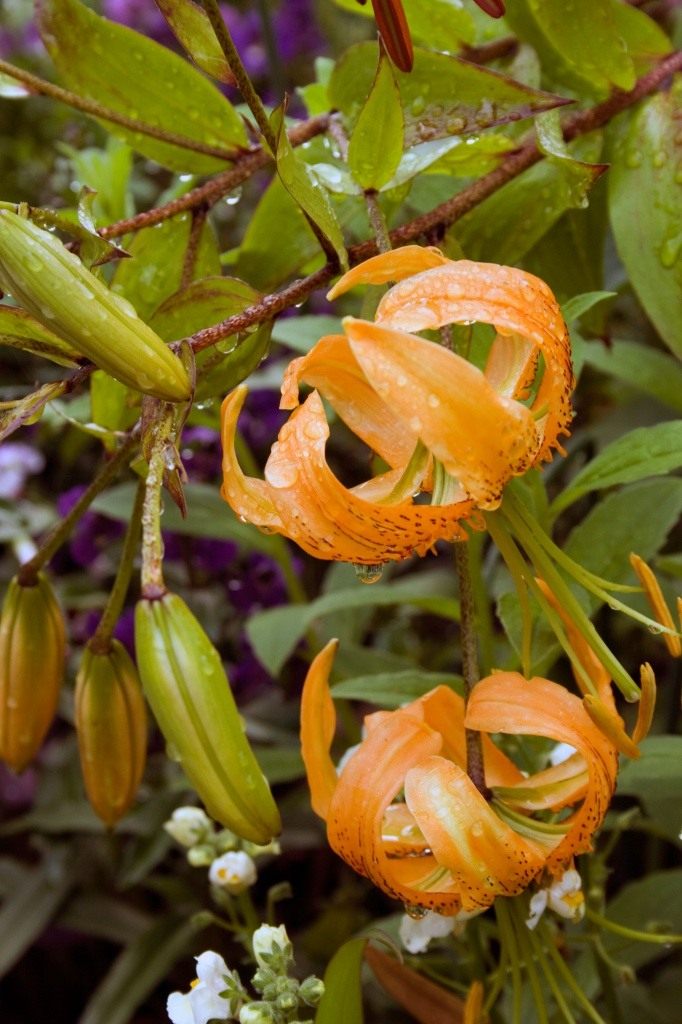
[0,210,191,403]
[0,573,66,772]
[75,640,147,827]
[134,592,281,844]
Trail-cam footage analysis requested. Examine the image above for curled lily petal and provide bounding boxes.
[466,673,618,871]
[326,245,449,300]
[280,334,419,469]
[299,639,339,817]
[374,259,573,462]
[220,386,284,533]
[263,391,472,563]
[493,753,588,812]
[344,317,538,509]
[404,756,547,910]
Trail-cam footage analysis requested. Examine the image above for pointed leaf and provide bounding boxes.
[0,851,76,978]
[453,133,604,264]
[271,105,348,270]
[536,108,608,206]
[316,937,367,1024]
[348,54,404,191]
[609,85,682,358]
[149,276,259,341]
[36,0,247,173]
[582,339,682,415]
[331,670,463,708]
[330,43,569,148]
[154,0,236,84]
[552,422,682,516]
[617,737,682,846]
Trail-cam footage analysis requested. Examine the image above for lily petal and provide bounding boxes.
[220,386,284,532]
[326,245,449,300]
[344,317,538,509]
[466,673,618,870]
[280,334,419,469]
[404,755,547,909]
[263,391,472,562]
[300,640,340,817]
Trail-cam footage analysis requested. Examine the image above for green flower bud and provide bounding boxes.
[0,573,66,772]
[135,592,281,844]
[239,1002,275,1024]
[187,843,216,867]
[75,640,147,827]
[0,211,190,402]
[299,976,325,1007]
[252,924,293,973]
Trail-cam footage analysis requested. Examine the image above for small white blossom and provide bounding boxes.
[526,868,585,930]
[252,924,293,971]
[167,950,242,1024]
[548,742,577,766]
[209,851,257,893]
[399,908,480,954]
[239,1003,275,1024]
[165,807,213,848]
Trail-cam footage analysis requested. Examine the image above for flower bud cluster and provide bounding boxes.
[167,926,324,1024]
[164,806,280,895]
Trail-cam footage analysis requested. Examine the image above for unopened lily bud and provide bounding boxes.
[252,924,293,973]
[209,850,257,893]
[164,805,213,847]
[299,976,325,1007]
[0,573,66,772]
[0,210,191,402]
[135,592,281,844]
[75,640,147,827]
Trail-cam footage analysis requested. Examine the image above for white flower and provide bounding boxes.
[399,908,480,954]
[209,851,257,893]
[166,950,242,1024]
[548,742,577,766]
[165,807,213,848]
[526,868,585,930]
[252,924,293,971]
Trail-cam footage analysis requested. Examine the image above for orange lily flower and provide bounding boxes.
[221,246,572,565]
[301,640,617,913]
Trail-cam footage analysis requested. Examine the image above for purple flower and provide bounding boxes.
[273,0,323,62]
[226,552,291,613]
[162,531,238,574]
[238,389,287,457]
[0,443,44,500]
[56,486,124,570]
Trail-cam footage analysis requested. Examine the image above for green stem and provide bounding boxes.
[140,416,172,600]
[539,921,610,1024]
[89,480,144,654]
[485,513,533,676]
[200,0,277,152]
[364,191,392,254]
[585,908,682,944]
[454,541,488,797]
[17,432,138,586]
[498,502,640,701]
[235,889,260,938]
[0,58,238,162]
[525,922,578,1024]
[510,903,549,1024]
[494,900,523,1024]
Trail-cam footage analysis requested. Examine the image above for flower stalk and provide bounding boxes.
[454,541,488,797]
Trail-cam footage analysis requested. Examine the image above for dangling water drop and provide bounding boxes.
[403,903,428,920]
[353,563,384,585]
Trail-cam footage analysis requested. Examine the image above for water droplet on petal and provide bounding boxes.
[353,563,384,584]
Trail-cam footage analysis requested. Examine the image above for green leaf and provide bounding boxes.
[553,422,682,515]
[524,0,635,93]
[316,937,367,1024]
[561,291,616,325]
[601,869,682,970]
[581,339,682,415]
[0,305,80,366]
[149,276,259,341]
[78,914,203,1024]
[611,1,672,78]
[536,108,608,207]
[454,133,604,264]
[248,572,459,675]
[92,482,281,556]
[90,370,139,434]
[272,314,344,353]
[59,136,134,224]
[330,43,569,148]
[608,85,682,358]
[155,0,235,84]
[237,176,322,291]
[617,736,682,845]
[0,381,67,444]
[196,322,272,399]
[0,851,76,978]
[36,0,247,173]
[333,0,475,50]
[270,105,348,271]
[348,54,404,191]
[58,894,152,946]
[111,213,220,320]
[332,670,462,708]
[257,745,305,784]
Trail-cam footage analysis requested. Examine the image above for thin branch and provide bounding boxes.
[181,205,209,289]
[99,114,330,239]
[187,49,682,354]
[460,36,519,65]
[0,58,240,163]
